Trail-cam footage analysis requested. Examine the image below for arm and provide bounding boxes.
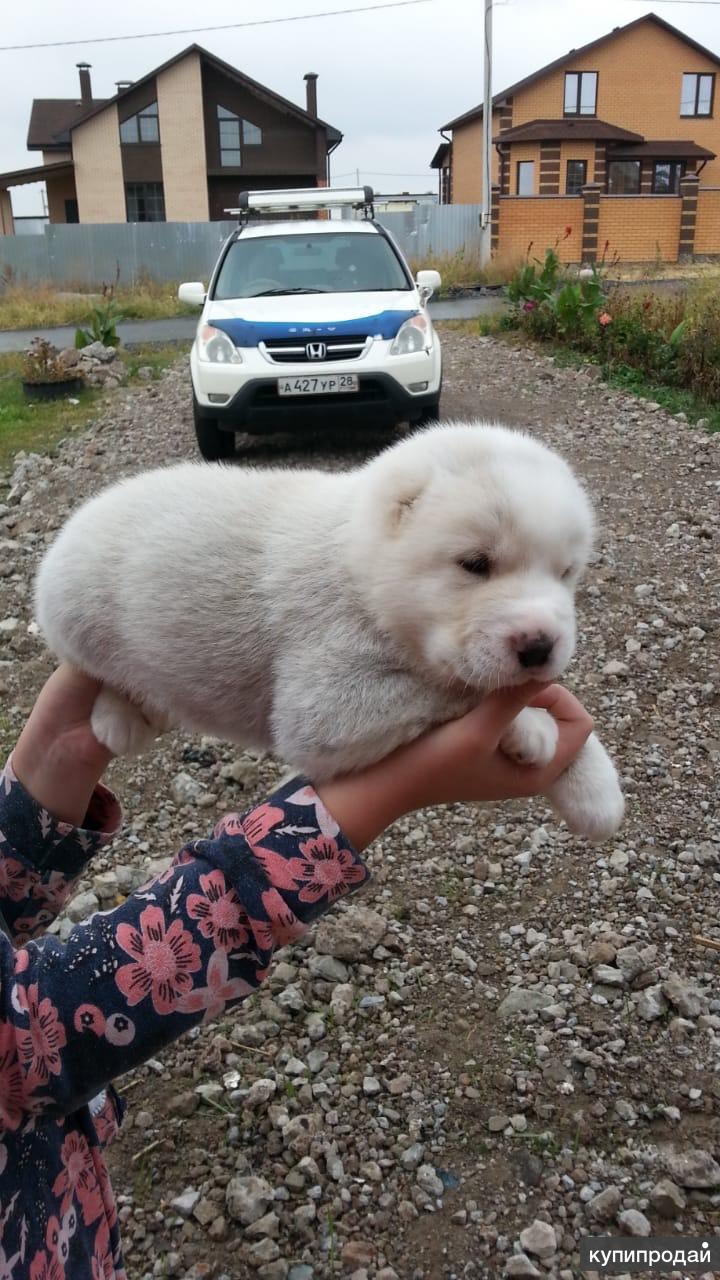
[0,769,369,1128]
[2,666,593,1125]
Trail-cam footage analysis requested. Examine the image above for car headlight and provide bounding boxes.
[196,324,242,364]
[389,314,431,355]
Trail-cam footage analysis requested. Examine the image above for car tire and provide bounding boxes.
[193,399,235,461]
[414,398,441,428]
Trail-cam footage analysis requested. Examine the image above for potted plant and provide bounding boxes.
[21,338,84,402]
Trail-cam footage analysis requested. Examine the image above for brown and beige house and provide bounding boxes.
[431,12,720,262]
[0,46,342,233]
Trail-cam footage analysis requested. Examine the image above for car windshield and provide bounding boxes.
[213,231,411,299]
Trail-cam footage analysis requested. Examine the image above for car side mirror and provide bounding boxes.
[416,269,441,303]
[178,282,206,306]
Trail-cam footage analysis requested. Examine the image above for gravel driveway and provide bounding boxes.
[1,331,718,1280]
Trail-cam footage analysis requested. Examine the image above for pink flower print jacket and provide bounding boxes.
[0,761,368,1278]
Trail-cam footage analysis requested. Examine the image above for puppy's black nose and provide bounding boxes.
[517,633,554,669]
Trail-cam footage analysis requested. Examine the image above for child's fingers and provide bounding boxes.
[459,680,551,744]
[530,683,594,730]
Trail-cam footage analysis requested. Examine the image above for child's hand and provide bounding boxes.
[13,665,113,825]
[317,682,593,850]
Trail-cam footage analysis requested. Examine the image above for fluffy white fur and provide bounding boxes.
[35,422,624,840]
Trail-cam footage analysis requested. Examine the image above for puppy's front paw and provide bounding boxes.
[91,688,159,756]
[501,707,559,767]
[547,732,625,842]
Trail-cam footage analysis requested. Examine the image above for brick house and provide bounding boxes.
[0,46,342,233]
[431,12,720,262]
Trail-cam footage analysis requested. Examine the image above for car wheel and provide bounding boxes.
[414,398,441,428]
[193,399,235,461]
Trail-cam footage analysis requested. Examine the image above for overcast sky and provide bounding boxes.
[3,0,719,216]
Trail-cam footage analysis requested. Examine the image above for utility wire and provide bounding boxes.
[0,0,434,52]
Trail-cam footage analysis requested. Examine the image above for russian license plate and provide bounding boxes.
[277,374,359,396]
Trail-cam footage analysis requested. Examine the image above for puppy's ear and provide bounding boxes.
[386,467,431,531]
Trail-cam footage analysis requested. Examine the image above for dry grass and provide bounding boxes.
[0,280,195,331]
[609,259,720,283]
[410,248,524,292]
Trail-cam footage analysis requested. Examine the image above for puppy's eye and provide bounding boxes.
[459,554,491,577]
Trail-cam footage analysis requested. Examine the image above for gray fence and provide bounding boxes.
[371,204,482,262]
[0,206,482,287]
[0,221,238,288]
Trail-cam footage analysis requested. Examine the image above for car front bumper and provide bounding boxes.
[191,341,441,432]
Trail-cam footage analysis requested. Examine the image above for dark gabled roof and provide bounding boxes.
[618,139,716,159]
[68,44,342,145]
[430,141,450,168]
[492,118,644,144]
[442,12,720,131]
[27,98,107,150]
[0,160,74,188]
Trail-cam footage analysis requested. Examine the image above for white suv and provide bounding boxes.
[179,187,442,459]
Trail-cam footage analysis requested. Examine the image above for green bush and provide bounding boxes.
[507,243,720,409]
[75,297,125,349]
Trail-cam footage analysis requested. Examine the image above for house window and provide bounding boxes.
[564,71,597,116]
[119,101,159,144]
[607,160,641,194]
[217,105,263,167]
[125,182,165,222]
[64,199,79,223]
[566,159,587,195]
[652,161,685,194]
[681,72,714,117]
[516,160,534,196]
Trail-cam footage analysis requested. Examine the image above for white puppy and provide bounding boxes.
[35,423,624,840]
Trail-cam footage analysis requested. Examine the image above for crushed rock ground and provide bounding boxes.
[0,330,718,1280]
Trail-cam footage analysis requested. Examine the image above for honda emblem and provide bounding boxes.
[306,341,327,360]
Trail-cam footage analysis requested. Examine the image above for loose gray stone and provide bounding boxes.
[171,771,206,806]
[225,1174,274,1225]
[617,1209,651,1237]
[586,1187,622,1223]
[416,1164,444,1198]
[498,989,553,1018]
[505,1254,542,1278]
[171,1188,200,1218]
[519,1219,557,1259]
[649,1179,686,1216]
[313,905,388,960]
[664,1148,720,1189]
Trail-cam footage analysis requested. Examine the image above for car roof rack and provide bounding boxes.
[225,185,375,224]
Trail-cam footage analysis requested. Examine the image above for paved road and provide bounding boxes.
[0,295,506,353]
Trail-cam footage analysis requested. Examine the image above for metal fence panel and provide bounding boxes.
[0,207,482,286]
[0,221,238,287]
[375,204,482,260]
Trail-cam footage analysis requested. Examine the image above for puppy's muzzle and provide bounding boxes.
[512,631,555,670]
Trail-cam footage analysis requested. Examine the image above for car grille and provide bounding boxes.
[261,335,369,364]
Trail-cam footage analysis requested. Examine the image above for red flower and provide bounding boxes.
[186,870,250,950]
[29,1251,64,1280]
[0,856,38,902]
[294,835,366,904]
[522,300,536,312]
[16,985,67,1086]
[250,888,307,950]
[177,949,256,1023]
[598,311,612,326]
[0,1022,26,1132]
[52,1131,103,1225]
[115,905,201,1014]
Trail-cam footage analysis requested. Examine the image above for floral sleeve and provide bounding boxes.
[0,756,121,944]
[0,769,369,1132]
